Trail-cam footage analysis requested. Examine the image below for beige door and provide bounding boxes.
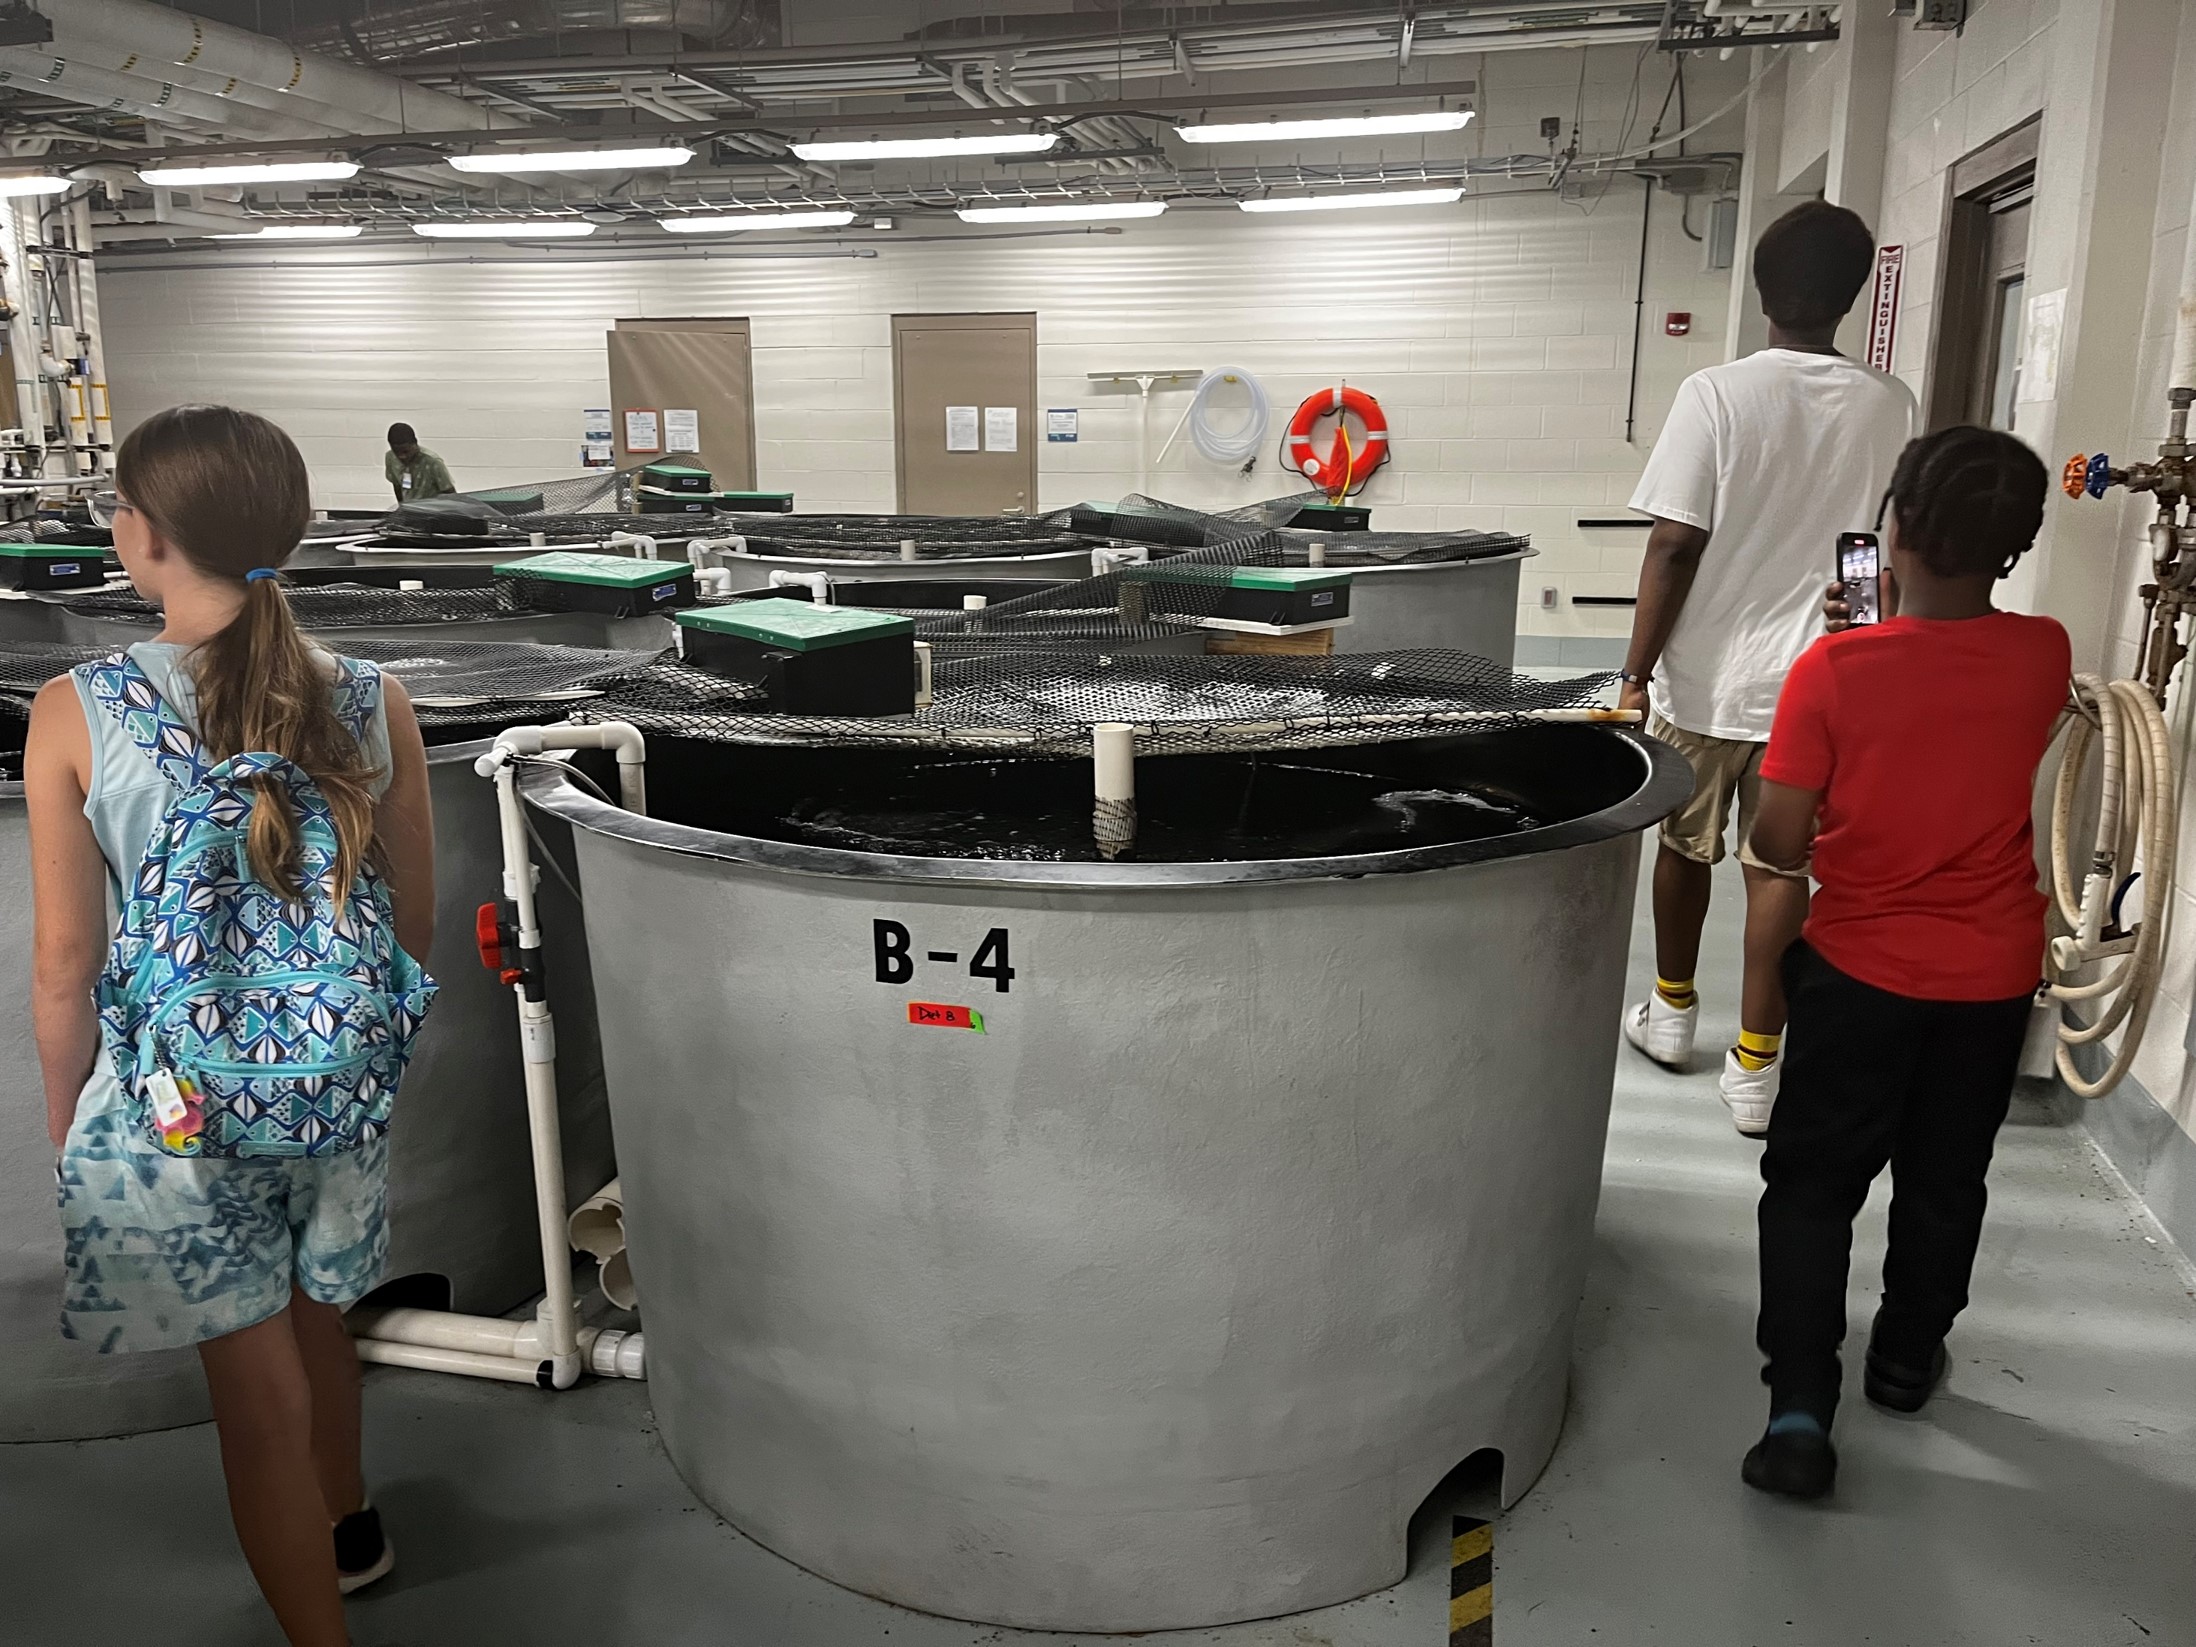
[606,317,757,489]
[892,312,1037,514]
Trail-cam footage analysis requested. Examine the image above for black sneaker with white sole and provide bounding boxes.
[335,1503,395,1595]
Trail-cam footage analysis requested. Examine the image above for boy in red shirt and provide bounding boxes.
[1740,426,2067,1498]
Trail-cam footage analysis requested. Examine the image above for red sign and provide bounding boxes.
[1866,244,1904,373]
[908,1001,986,1032]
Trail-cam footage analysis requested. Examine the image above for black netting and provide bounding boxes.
[0,520,114,548]
[0,638,664,758]
[713,512,1093,565]
[1055,491,1529,567]
[62,581,519,630]
[457,469,629,517]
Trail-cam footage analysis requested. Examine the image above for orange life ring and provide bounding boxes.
[1283,385,1390,499]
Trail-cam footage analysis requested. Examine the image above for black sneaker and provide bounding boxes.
[334,1503,395,1596]
[1864,1339,1948,1414]
[1741,1413,1837,1499]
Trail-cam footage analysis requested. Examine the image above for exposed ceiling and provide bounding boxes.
[0,0,1834,241]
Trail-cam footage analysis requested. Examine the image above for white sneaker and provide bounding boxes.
[1720,1050,1780,1137]
[1624,994,1698,1070]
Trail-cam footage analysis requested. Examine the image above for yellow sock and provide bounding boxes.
[1735,1028,1781,1072]
[1656,975,1697,1011]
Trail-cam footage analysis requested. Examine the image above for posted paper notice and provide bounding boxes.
[945,405,980,452]
[984,406,1019,453]
[664,408,701,454]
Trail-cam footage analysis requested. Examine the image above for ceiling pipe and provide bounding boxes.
[0,50,315,138]
[38,0,516,135]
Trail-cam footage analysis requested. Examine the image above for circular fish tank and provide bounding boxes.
[523,723,1687,1631]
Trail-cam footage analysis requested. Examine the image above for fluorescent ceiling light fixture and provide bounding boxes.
[137,160,360,186]
[447,145,695,174]
[1238,186,1465,214]
[793,133,1059,162]
[1178,111,1475,144]
[660,209,857,233]
[412,219,597,238]
[0,175,69,197]
[214,223,364,240]
[957,200,1167,224]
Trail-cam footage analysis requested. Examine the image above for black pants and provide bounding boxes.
[1756,941,2031,1420]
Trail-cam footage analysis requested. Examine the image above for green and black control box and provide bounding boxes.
[715,491,795,513]
[677,599,916,717]
[1122,563,1353,628]
[637,462,716,516]
[493,551,697,617]
[0,542,108,591]
[1286,501,1371,532]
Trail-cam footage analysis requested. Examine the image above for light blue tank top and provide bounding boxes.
[72,641,393,901]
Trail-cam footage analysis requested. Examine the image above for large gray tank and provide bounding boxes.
[699,543,1092,593]
[525,725,1687,1631]
[0,725,615,1445]
[0,781,211,1442]
[1329,550,1531,665]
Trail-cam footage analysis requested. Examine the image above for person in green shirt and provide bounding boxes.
[385,422,455,503]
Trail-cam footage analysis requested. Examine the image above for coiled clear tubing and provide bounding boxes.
[1187,367,1271,468]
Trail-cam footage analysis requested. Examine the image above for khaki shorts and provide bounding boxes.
[1648,713,1807,878]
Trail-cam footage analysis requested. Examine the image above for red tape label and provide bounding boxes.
[908,1001,985,1032]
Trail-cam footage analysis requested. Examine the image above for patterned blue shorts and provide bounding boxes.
[57,1069,389,1354]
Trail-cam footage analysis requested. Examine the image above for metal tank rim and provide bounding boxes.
[1310,547,1535,574]
[519,725,1692,892]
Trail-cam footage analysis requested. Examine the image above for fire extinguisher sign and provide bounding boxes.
[1866,244,1904,374]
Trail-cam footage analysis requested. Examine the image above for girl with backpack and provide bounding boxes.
[27,405,436,1646]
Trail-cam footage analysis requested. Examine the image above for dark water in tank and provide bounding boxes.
[629,727,1644,865]
[778,758,1541,861]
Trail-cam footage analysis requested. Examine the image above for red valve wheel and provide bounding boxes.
[2062,454,2091,499]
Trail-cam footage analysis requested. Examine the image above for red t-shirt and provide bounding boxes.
[1759,611,2071,1001]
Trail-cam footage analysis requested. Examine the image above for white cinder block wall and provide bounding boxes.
[95,47,1743,660]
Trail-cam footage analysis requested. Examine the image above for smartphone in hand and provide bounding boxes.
[1836,532,1883,626]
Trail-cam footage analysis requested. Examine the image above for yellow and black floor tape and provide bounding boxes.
[1449,1515,1493,1645]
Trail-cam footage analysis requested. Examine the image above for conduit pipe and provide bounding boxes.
[67,195,112,468]
[348,724,650,1388]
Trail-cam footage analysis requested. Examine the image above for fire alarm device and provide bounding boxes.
[1665,312,1692,337]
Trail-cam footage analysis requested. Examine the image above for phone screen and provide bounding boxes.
[1837,533,1882,626]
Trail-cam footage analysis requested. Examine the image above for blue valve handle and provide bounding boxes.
[2086,452,2113,498]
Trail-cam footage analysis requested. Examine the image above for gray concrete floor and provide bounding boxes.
[5,846,2195,1646]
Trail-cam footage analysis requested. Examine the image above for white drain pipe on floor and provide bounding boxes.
[348,723,649,1387]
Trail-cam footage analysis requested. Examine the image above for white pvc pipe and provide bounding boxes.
[768,568,833,602]
[2,201,44,470]
[1307,542,1327,568]
[606,531,660,561]
[963,594,990,611]
[1093,722,1137,861]
[693,567,735,597]
[901,539,919,563]
[354,1338,550,1386]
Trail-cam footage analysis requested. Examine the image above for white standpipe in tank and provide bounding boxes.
[1093,723,1137,861]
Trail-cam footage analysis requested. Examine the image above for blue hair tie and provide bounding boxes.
[244,568,279,583]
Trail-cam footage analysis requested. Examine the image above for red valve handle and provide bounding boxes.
[2062,454,2090,499]
[475,902,504,972]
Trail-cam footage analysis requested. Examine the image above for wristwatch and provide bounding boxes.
[1617,669,1651,688]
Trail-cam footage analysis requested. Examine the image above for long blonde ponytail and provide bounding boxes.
[114,405,383,902]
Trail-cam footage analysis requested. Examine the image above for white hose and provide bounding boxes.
[2048,673,2180,1099]
[1185,367,1270,469]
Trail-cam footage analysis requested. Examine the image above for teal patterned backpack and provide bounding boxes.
[81,652,437,1159]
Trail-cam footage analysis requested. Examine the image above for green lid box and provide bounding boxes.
[0,541,107,591]
[677,599,916,717]
[1120,562,1353,629]
[493,551,697,617]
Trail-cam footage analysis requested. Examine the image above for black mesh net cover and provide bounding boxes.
[572,530,1614,759]
[715,511,1092,564]
[1054,491,1530,567]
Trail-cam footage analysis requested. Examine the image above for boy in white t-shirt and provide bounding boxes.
[1616,200,1917,1135]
